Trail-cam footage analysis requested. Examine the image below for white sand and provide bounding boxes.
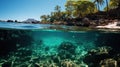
[96,22,120,29]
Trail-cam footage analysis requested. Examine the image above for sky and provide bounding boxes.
[0,0,107,21]
[0,0,66,21]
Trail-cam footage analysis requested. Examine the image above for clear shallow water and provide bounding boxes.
[0,22,120,66]
[0,22,53,30]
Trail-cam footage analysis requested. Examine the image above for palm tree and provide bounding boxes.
[94,0,104,11]
[65,0,74,19]
[54,5,62,21]
[106,0,109,12]
[72,1,96,18]
[109,0,120,9]
[55,5,61,12]
[40,15,50,23]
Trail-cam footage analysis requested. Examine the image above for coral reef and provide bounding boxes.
[83,46,112,66]
[0,41,88,67]
[0,30,120,67]
[58,42,77,59]
[58,42,76,54]
[0,43,120,67]
[60,59,77,67]
[100,58,117,67]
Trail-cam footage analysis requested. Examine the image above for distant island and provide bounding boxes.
[0,18,40,24]
[23,18,40,24]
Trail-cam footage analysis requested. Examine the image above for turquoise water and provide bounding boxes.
[0,22,120,67]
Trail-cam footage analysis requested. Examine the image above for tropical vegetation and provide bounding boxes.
[40,0,120,25]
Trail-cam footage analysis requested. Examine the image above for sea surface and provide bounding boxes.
[0,22,120,67]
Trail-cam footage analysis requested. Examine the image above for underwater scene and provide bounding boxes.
[0,22,120,67]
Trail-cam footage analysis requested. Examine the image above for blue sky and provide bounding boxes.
[0,0,66,21]
[0,0,107,21]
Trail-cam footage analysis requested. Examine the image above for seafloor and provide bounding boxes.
[0,28,120,67]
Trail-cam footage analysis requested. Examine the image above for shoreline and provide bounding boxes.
[1,19,120,31]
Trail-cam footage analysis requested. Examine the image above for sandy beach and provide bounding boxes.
[96,22,120,29]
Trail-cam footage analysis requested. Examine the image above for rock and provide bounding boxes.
[7,20,14,22]
[52,21,67,25]
[15,20,18,22]
[82,17,89,22]
[116,22,120,26]
[82,17,90,27]
[100,58,117,67]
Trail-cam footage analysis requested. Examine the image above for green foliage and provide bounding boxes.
[40,15,50,23]
[40,0,120,23]
[109,0,119,9]
[40,5,67,23]
[104,0,120,11]
[65,0,75,19]
[40,0,96,23]
[72,1,96,18]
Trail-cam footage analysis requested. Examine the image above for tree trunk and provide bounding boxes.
[106,0,109,12]
[118,0,120,8]
[106,0,109,16]
[97,2,100,11]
